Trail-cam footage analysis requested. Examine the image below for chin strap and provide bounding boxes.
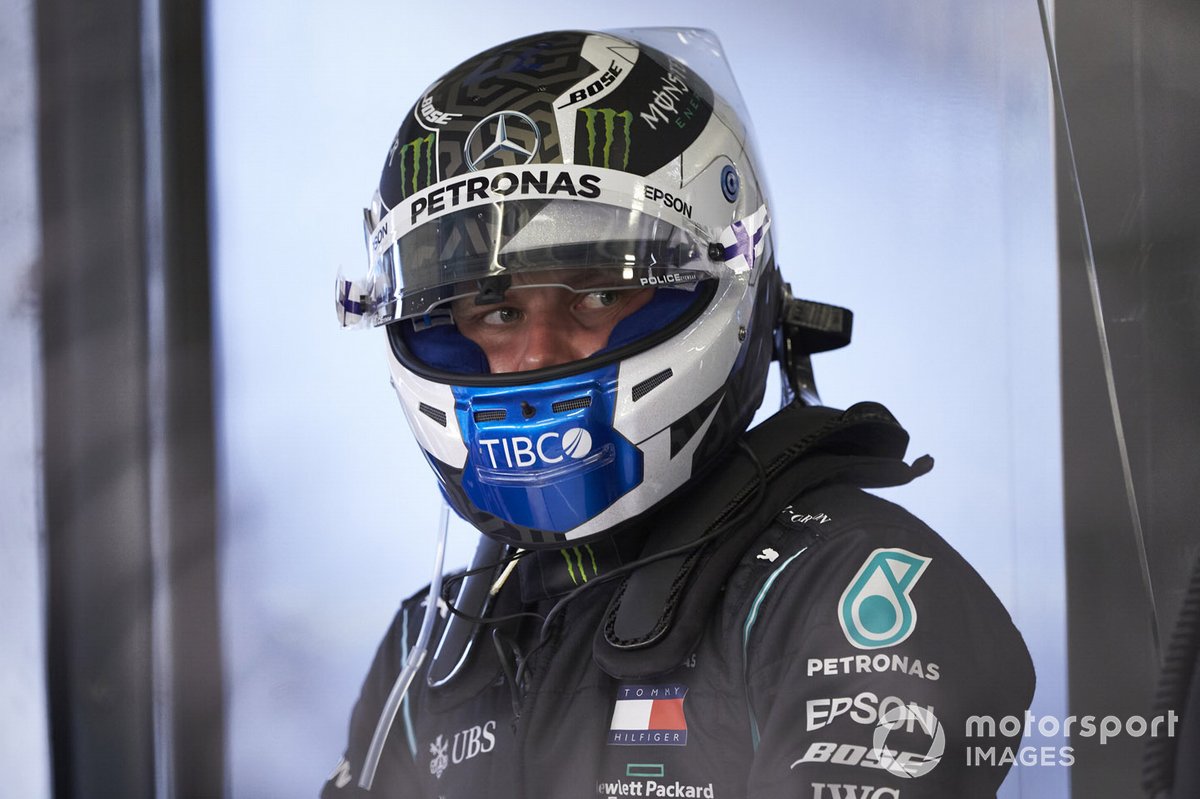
[1143,551,1200,795]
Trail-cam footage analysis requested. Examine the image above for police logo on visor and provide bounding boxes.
[465,111,542,172]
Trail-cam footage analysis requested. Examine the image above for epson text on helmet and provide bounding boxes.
[644,186,693,219]
[370,220,389,251]
[478,428,592,469]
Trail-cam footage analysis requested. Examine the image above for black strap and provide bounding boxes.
[1143,550,1200,797]
[593,401,932,679]
[424,535,509,705]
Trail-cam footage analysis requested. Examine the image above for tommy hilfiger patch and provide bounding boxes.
[608,684,688,746]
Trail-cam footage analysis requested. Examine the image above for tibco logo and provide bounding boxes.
[479,428,592,469]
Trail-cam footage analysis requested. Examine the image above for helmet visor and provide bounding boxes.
[396,199,710,320]
[352,199,717,376]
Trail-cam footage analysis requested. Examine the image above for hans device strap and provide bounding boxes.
[592,401,933,679]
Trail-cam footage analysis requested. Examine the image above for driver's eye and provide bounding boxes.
[579,290,619,309]
[481,307,522,325]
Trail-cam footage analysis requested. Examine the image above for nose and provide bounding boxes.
[513,312,591,371]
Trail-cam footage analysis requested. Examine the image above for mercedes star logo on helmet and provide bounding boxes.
[464,111,542,172]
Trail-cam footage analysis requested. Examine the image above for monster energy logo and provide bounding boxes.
[388,132,436,195]
[580,108,632,170]
[560,545,600,584]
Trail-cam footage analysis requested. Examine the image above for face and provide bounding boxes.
[451,279,655,373]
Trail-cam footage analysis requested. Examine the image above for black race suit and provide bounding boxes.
[323,416,1035,798]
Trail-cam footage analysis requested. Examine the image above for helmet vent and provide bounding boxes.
[551,396,592,413]
[473,409,508,423]
[632,369,674,402]
[418,403,448,427]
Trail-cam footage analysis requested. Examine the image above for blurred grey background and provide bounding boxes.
[207,3,1061,796]
[5,0,1198,797]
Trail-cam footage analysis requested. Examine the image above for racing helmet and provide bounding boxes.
[338,30,785,549]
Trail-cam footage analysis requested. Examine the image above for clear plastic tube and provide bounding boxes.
[358,502,450,790]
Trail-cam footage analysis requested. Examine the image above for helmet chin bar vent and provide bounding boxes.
[631,368,674,401]
[419,402,448,426]
[777,281,853,407]
[550,396,593,413]
[470,396,593,424]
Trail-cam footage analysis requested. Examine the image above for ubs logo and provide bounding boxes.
[428,721,497,779]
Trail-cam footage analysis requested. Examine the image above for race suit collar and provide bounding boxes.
[517,525,649,602]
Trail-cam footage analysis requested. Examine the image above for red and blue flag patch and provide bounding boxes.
[608,684,688,746]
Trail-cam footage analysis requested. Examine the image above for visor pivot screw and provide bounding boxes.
[521,401,536,419]
[738,326,747,342]
[707,243,725,261]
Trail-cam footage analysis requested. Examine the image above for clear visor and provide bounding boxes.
[338,200,715,329]
[344,200,721,376]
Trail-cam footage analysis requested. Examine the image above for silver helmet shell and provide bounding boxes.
[338,30,783,548]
